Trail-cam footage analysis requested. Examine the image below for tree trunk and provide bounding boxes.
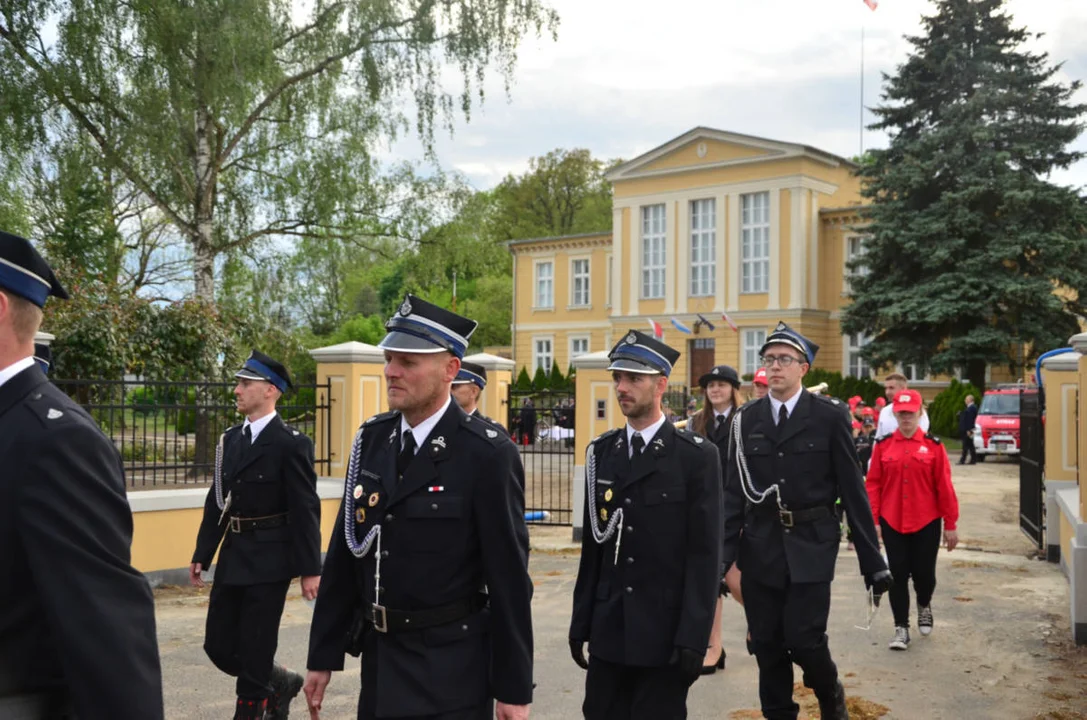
[190,107,216,477]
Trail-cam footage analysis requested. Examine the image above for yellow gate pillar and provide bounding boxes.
[462,352,515,430]
[571,351,622,542]
[309,341,388,481]
[1041,350,1080,562]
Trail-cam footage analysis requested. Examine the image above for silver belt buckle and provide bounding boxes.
[229,516,242,533]
[372,603,388,633]
[779,509,794,528]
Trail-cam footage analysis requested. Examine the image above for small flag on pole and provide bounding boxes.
[671,318,693,335]
[863,0,878,10]
[720,312,739,332]
[696,314,716,332]
[648,318,663,339]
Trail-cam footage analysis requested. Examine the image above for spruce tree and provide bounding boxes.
[843,0,1087,389]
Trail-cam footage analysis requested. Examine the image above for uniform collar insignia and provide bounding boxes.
[614,435,623,448]
[388,428,397,443]
[432,436,446,449]
[652,437,665,449]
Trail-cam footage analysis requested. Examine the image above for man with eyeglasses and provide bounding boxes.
[722,322,890,720]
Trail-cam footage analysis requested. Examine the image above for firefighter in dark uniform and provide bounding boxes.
[723,322,891,720]
[33,342,51,374]
[451,360,509,436]
[304,294,533,720]
[0,231,164,719]
[191,350,323,720]
[569,330,723,720]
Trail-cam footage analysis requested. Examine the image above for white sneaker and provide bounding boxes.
[889,625,910,651]
[918,605,933,636]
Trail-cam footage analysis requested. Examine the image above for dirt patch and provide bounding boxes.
[728,684,889,720]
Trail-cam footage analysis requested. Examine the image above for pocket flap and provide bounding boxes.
[794,438,829,453]
[405,496,464,519]
[643,485,686,506]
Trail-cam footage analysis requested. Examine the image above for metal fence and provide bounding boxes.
[53,378,331,487]
[508,388,576,526]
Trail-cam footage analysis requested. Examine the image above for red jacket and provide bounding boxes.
[866,430,959,533]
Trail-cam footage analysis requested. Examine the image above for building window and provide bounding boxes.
[570,336,590,360]
[534,338,553,371]
[689,198,715,297]
[741,191,770,294]
[847,333,870,378]
[571,258,590,307]
[535,261,553,309]
[902,364,924,382]
[742,328,767,376]
[641,204,666,299]
[845,235,869,293]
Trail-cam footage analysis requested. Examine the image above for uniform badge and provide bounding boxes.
[625,332,637,344]
[389,429,397,444]
[600,508,608,521]
[292,430,300,436]
[353,485,364,500]
[693,435,704,444]
[604,488,613,502]
[712,367,719,375]
[47,408,63,420]
[399,297,413,316]
[355,507,366,524]
[653,438,665,450]
[432,436,446,449]
[918,446,929,454]
[368,492,380,507]
[486,429,498,438]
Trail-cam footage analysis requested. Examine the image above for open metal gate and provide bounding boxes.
[508,388,576,526]
[1018,387,1044,551]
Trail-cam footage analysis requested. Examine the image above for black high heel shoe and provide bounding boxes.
[701,649,726,675]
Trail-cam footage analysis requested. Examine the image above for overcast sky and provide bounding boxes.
[383,0,1087,192]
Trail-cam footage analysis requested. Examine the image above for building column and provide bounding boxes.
[788,187,808,310]
[612,208,623,316]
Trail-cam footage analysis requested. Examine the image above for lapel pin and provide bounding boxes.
[427,485,445,493]
[614,436,623,448]
[604,488,613,502]
[355,507,366,524]
[388,429,397,444]
[353,485,364,500]
[600,508,608,521]
[368,492,380,507]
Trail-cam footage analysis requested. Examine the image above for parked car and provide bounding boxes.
[973,385,1029,460]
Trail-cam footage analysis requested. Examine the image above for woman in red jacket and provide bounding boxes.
[866,389,959,651]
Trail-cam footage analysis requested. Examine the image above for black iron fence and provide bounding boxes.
[508,388,576,525]
[53,378,331,488]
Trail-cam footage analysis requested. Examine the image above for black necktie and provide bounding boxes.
[631,433,645,459]
[778,403,789,428]
[397,431,417,477]
[243,424,253,448]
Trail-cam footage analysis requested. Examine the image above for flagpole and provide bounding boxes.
[860,24,865,157]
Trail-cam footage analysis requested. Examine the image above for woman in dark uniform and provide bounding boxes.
[691,364,745,675]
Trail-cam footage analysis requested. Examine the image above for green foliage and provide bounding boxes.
[547,361,566,390]
[531,366,549,390]
[803,369,886,406]
[844,0,1087,390]
[127,387,158,415]
[928,379,985,438]
[514,367,533,391]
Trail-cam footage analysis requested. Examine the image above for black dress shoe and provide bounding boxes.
[817,678,849,719]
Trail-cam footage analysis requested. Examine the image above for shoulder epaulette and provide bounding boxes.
[282,422,306,438]
[739,397,764,410]
[812,394,843,408]
[874,434,890,444]
[925,433,942,444]
[461,413,508,444]
[363,410,398,427]
[674,426,709,447]
[590,427,621,446]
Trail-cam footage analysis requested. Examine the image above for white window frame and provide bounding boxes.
[742,328,767,377]
[570,257,591,308]
[740,191,770,294]
[569,334,590,362]
[845,332,872,379]
[843,234,869,295]
[533,336,554,372]
[689,198,716,297]
[641,204,666,299]
[534,260,553,310]
[899,363,929,382]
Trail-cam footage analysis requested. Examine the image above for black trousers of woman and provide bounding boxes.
[879,518,942,627]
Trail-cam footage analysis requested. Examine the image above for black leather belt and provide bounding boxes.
[754,504,833,528]
[365,593,488,634]
[0,692,74,719]
[228,513,289,533]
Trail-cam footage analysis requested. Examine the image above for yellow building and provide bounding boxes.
[509,126,963,390]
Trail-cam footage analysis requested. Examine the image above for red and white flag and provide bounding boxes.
[647,318,663,339]
[720,312,739,333]
[863,0,878,10]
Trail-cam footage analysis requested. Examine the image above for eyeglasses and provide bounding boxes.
[760,354,803,368]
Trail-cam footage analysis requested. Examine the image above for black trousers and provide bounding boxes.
[357,701,491,720]
[959,433,976,463]
[741,575,839,720]
[204,580,291,700]
[880,518,942,627]
[582,656,697,720]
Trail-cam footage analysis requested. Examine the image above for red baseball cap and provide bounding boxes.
[753,367,769,386]
[848,395,863,410]
[861,406,875,417]
[875,397,887,408]
[892,389,923,414]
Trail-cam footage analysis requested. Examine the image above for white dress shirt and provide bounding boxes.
[243,411,278,442]
[400,396,453,453]
[0,356,35,390]
[626,412,668,458]
[769,386,803,425]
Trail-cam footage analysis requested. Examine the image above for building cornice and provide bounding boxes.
[613,174,839,208]
[506,232,612,255]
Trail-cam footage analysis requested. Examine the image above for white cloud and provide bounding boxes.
[376,0,1087,190]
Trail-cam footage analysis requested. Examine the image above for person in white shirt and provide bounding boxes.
[877,372,930,439]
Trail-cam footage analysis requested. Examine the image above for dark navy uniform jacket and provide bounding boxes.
[570,421,723,667]
[308,401,533,717]
[722,391,885,588]
[0,364,164,718]
[193,415,322,584]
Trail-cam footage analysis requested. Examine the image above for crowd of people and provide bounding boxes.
[1,228,962,720]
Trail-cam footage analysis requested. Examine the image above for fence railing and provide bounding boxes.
[53,378,331,488]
